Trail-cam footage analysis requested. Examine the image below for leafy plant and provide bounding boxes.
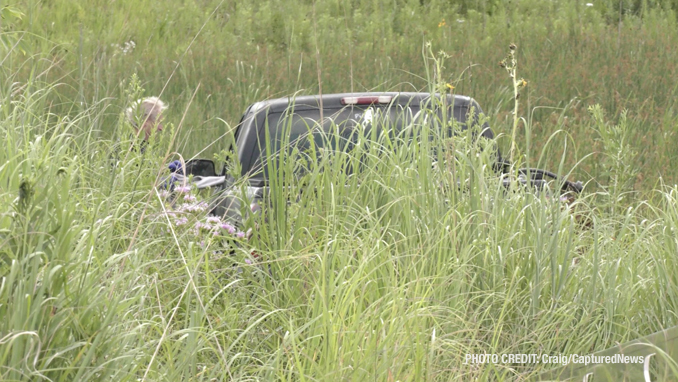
[589,104,639,211]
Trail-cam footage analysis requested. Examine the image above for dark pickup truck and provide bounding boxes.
[176,92,582,222]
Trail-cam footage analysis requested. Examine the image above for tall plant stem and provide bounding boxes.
[509,49,519,165]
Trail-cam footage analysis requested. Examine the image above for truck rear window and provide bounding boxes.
[240,100,488,183]
[246,105,422,180]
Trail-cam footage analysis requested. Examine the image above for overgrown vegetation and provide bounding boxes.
[4,0,678,190]
[2,0,678,381]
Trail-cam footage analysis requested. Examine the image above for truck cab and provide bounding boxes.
[175,92,581,222]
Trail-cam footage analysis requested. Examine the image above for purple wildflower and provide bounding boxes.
[184,194,197,202]
[175,185,191,193]
[236,231,245,239]
[195,221,212,231]
[220,223,236,234]
[178,203,195,212]
[245,259,252,265]
[206,216,221,225]
[179,202,208,213]
[158,189,170,198]
[175,217,188,226]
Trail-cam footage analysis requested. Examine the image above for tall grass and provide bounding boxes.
[3,60,678,381]
[6,0,678,190]
[3,1,678,381]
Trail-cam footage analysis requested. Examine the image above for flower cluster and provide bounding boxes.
[157,168,249,248]
[190,215,247,238]
[111,40,136,55]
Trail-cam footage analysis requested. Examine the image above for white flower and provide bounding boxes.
[122,40,136,54]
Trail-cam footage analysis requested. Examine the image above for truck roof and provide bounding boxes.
[248,92,477,113]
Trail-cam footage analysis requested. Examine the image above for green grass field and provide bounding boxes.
[3,0,678,380]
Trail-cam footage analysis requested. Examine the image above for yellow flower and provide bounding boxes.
[446,83,455,91]
[438,19,446,28]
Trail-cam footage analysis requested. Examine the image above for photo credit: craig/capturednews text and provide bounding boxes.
[464,353,648,366]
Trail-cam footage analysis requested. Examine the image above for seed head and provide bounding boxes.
[499,61,506,68]
[509,43,517,51]
[18,179,34,210]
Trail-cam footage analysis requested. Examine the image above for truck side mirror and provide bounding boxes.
[185,159,217,177]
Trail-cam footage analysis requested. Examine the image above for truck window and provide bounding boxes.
[242,101,488,182]
[244,105,421,180]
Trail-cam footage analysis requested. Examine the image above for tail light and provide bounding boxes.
[341,96,392,105]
